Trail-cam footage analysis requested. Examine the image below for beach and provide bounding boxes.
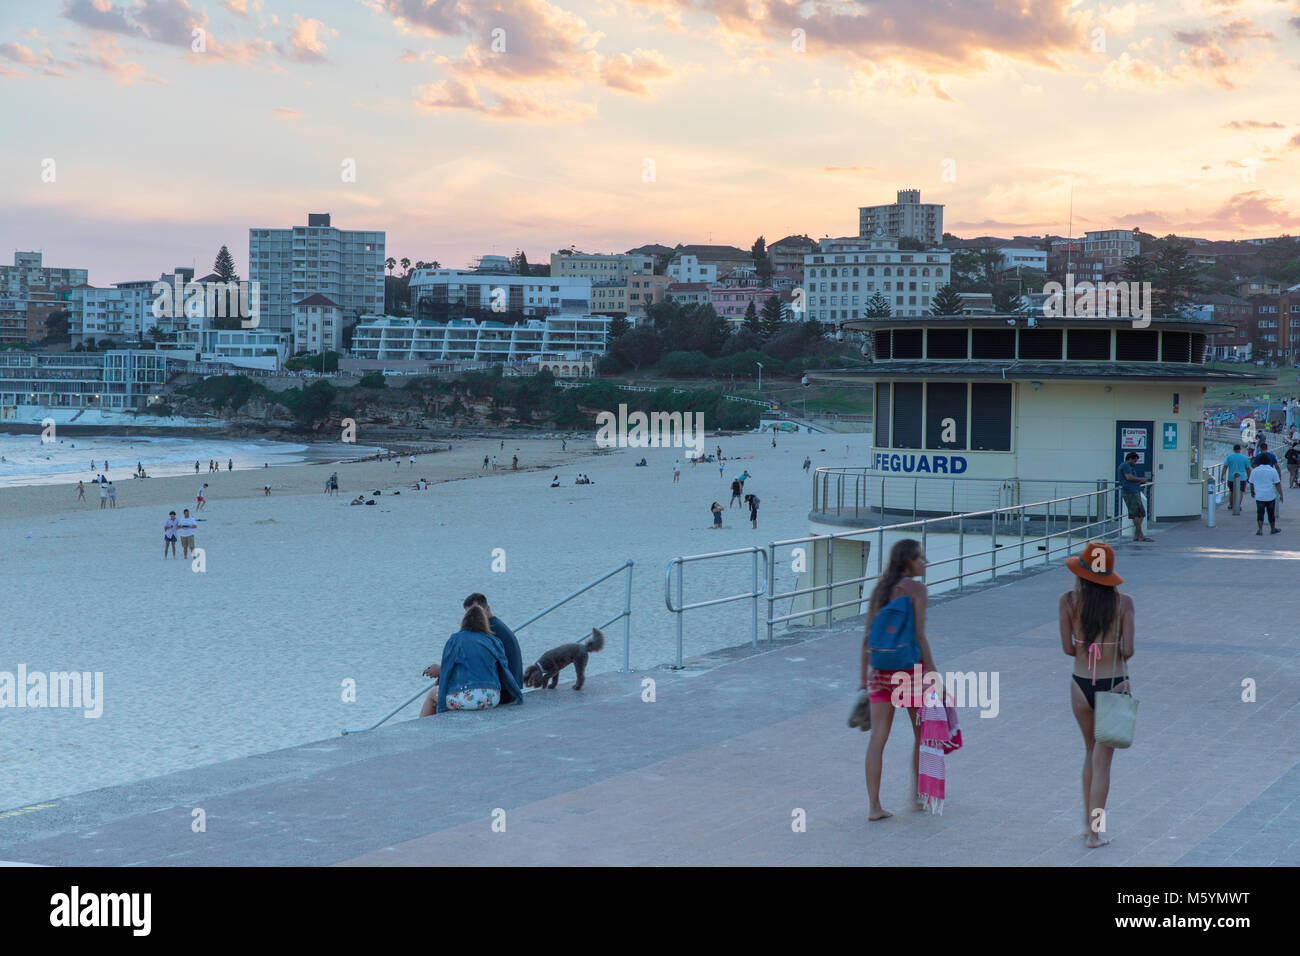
[1,430,869,810]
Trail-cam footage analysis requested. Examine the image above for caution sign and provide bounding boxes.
[1121,428,1147,450]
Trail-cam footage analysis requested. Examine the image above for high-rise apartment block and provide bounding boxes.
[858,189,944,246]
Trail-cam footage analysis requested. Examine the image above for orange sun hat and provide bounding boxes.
[1066,541,1123,587]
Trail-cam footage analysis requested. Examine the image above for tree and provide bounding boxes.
[40,309,70,344]
[607,314,632,340]
[865,291,892,318]
[386,257,396,275]
[930,283,964,316]
[1149,236,1202,316]
[213,246,239,282]
[1121,253,1149,285]
[743,300,761,334]
[400,257,411,275]
[991,282,1026,314]
[751,236,772,281]
[760,295,784,337]
[608,326,663,372]
[516,250,530,275]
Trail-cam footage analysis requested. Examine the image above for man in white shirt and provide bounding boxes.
[1248,459,1283,535]
[177,509,198,557]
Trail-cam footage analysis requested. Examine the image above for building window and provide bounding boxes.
[926,382,967,450]
[892,382,922,449]
[875,383,890,447]
[971,383,1012,451]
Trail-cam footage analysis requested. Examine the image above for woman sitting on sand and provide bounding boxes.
[350,496,366,506]
[419,604,524,716]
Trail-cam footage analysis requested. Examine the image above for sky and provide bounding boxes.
[1,0,1299,285]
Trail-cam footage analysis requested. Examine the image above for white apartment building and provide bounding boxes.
[1083,229,1140,268]
[997,247,1048,272]
[163,329,291,371]
[550,251,655,283]
[804,235,952,325]
[858,189,945,246]
[248,213,384,339]
[667,254,718,284]
[293,293,345,354]
[351,313,610,362]
[409,269,592,316]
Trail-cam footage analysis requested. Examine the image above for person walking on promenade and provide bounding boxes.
[861,538,936,821]
[1059,541,1134,849]
[1119,452,1152,542]
[1254,441,1279,470]
[1286,443,1300,490]
[1224,444,1250,515]
[1248,455,1283,535]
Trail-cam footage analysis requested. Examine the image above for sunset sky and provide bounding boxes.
[2,0,1299,285]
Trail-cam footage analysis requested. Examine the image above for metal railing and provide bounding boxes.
[811,468,1108,523]
[341,559,634,735]
[664,547,768,668]
[664,486,1122,663]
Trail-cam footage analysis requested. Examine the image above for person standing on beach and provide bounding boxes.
[483,456,490,471]
[491,455,498,471]
[178,509,197,559]
[107,481,116,509]
[197,483,208,511]
[99,481,108,509]
[718,459,725,480]
[76,481,85,503]
[710,501,723,529]
[746,493,760,528]
[562,439,566,451]
[195,460,200,474]
[803,456,811,473]
[409,455,415,468]
[512,455,518,470]
[729,477,743,508]
[861,539,935,822]
[163,511,178,558]
[1060,541,1134,848]
[673,460,681,483]
[228,458,233,472]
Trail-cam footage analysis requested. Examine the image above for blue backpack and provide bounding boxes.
[867,594,919,670]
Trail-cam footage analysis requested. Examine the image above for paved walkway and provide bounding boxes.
[1,510,1297,866]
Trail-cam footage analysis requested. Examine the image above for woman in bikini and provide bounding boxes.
[861,538,936,821]
[1059,541,1134,848]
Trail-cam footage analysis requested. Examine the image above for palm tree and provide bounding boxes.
[400,257,411,275]
[386,257,396,275]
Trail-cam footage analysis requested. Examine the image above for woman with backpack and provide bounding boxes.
[1060,541,1135,848]
[857,538,936,821]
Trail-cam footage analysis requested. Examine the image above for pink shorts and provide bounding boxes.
[867,668,925,707]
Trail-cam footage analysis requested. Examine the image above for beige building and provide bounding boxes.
[858,189,944,246]
[1083,229,1140,268]
[627,273,669,315]
[591,281,628,316]
[550,251,655,283]
[293,293,344,354]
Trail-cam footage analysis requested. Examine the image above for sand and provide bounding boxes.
[1,430,872,810]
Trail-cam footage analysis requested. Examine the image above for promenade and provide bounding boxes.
[1,507,1296,866]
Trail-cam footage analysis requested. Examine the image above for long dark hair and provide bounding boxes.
[460,604,490,634]
[868,538,923,616]
[1073,577,1119,646]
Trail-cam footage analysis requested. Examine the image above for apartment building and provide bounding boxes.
[351,314,610,362]
[550,251,655,283]
[249,213,385,340]
[673,245,753,278]
[591,281,628,316]
[665,282,711,306]
[409,269,591,317]
[768,235,815,273]
[804,235,952,325]
[68,269,210,347]
[710,287,781,326]
[997,247,1048,272]
[1191,294,1254,360]
[1082,229,1140,268]
[626,273,669,315]
[0,251,88,344]
[667,254,718,284]
[0,350,170,411]
[858,189,944,246]
[293,293,345,354]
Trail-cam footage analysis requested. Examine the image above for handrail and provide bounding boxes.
[341,559,634,735]
[664,546,768,668]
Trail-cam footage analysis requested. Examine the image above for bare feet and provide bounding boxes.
[1086,833,1111,848]
[912,795,927,812]
[868,807,893,821]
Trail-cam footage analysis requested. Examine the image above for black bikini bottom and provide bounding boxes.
[1073,674,1126,710]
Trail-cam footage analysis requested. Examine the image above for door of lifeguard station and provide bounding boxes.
[1115,420,1155,519]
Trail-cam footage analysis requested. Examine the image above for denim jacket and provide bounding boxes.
[437,629,525,713]
[489,616,524,687]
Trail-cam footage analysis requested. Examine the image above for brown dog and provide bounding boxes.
[523,627,605,690]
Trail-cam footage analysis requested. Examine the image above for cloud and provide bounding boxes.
[599,49,671,95]
[221,0,258,19]
[823,165,874,173]
[69,34,165,84]
[61,0,144,37]
[1290,132,1300,148]
[1184,191,1300,231]
[1222,119,1284,129]
[0,40,79,77]
[1099,15,1278,90]
[414,76,596,122]
[272,106,302,118]
[281,14,334,63]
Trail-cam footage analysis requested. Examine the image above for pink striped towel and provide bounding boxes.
[917,685,962,814]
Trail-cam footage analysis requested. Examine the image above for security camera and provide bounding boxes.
[1005,317,1016,326]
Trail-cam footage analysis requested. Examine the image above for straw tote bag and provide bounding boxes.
[1094,624,1138,749]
